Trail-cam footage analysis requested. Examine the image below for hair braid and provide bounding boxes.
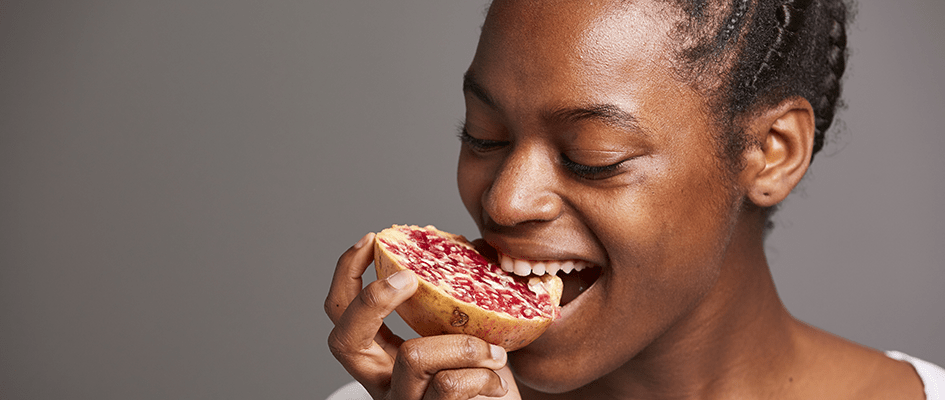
[669,0,851,165]
[749,0,813,89]
[810,10,847,158]
[720,0,751,43]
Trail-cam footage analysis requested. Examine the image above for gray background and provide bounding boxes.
[0,1,942,399]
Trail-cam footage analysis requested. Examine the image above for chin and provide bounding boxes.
[507,346,597,394]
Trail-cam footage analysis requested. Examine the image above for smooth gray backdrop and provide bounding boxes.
[1,1,942,399]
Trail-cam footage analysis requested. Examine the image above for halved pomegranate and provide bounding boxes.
[374,225,563,350]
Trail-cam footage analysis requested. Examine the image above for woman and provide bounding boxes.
[325,0,944,398]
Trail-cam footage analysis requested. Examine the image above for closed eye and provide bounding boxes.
[457,127,508,152]
[560,153,627,180]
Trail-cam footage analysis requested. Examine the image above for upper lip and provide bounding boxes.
[482,232,604,267]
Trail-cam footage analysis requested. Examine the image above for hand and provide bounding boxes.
[325,232,520,400]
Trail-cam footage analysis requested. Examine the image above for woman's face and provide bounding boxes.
[457,0,749,392]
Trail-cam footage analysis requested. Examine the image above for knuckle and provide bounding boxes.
[357,283,385,309]
[394,341,425,375]
[327,327,364,362]
[429,370,465,398]
[461,336,481,362]
[326,328,348,358]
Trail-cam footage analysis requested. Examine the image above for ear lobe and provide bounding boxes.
[743,98,816,208]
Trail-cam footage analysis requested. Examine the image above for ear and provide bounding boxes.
[740,97,816,208]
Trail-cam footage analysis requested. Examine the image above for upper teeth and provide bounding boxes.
[498,253,591,277]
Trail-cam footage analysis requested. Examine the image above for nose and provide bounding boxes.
[482,144,563,227]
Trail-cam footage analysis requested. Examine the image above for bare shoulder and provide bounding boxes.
[792,322,925,400]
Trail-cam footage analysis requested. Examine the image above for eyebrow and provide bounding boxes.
[545,104,645,134]
[463,73,646,135]
[462,72,499,109]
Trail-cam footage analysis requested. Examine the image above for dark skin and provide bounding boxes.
[325,0,925,399]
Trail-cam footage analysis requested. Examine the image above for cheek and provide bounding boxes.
[596,160,736,303]
[456,150,491,225]
[629,176,736,305]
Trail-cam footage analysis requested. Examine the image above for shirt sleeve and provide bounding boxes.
[325,381,371,400]
[886,350,945,400]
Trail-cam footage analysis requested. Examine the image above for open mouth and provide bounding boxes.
[497,252,602,306]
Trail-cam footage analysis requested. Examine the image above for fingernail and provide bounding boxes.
[490,344,505,362]
[354,232,373,249]
[386,270,413,290]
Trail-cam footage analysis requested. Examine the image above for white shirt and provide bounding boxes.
[886,351,945,400]
[326,351,945,400]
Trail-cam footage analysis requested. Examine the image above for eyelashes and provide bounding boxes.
[560,154,626,180]
[457,125,629,181]
[457,127,508,152]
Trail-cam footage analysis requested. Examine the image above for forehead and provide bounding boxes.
[481,0,678,65]
[471,0,688,115]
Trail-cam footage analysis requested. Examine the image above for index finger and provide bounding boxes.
[328,270,419,391]
[324,232,376,324]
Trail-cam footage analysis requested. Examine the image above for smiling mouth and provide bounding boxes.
[497,252,601,306]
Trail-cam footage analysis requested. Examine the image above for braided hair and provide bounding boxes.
[669,0,850,166]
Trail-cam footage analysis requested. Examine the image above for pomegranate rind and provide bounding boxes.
[374,225,562,351]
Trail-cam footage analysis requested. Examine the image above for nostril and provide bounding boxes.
[482,184,563,227]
